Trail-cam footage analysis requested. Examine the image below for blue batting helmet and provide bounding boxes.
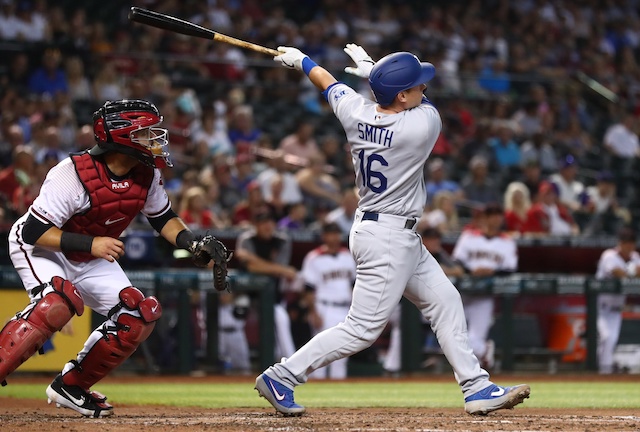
[368,52,435,106]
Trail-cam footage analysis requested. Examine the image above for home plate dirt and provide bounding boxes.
[1,398,639,432]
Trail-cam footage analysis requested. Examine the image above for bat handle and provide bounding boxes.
[213,33,280,57]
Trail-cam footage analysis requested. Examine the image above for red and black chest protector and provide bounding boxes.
[62,152,153,262]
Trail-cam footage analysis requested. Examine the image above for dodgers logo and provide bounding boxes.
[334,90,347,101]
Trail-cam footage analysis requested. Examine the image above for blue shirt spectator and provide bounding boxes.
[425,158,461,205]
[488,124,521,168]
[28,48,68,96]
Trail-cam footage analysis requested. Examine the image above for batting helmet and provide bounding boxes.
[368,52,435,106]
[89,99,172,168]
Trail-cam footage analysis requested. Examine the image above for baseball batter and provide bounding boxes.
[254,44,530,416]
[0,100,227,417]
[301,222,356,379]
[452,204,518,369]
[595,227,640,374]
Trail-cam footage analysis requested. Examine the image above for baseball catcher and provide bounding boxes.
[0,99,230,418]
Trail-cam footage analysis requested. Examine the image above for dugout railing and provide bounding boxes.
[1,266,639,374]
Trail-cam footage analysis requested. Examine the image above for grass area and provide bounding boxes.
[2,381,640,409]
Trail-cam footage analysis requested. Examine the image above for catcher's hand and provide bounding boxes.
[189,235,233,291]
[344,43,375,78]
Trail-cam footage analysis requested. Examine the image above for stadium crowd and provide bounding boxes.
[1,0,640,373]
[1,0,639,238]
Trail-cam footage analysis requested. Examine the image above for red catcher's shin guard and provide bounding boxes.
[0,277,84,385]
[63,292,161,390]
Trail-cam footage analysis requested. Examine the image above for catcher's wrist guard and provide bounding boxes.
[176,229,197,250]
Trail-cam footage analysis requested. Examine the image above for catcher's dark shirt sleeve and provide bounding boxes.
[147,208,178,233]
[22,213,54,245]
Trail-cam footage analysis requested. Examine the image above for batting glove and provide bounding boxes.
[344,43,376,78]
[274,46,308,71]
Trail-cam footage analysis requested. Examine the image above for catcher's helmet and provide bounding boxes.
[368,52,435,106]
[89,99,172,168]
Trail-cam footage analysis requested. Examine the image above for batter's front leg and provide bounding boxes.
[403,252,491,396]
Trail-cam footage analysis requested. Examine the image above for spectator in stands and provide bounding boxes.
[208,160,241,217]
[255,150,303,206]
[228,105,262,156]
[603,110,640,161]
[235,209,299,361]
[324,187,359,237]
[0,145,34,218]
[478,59,510,94]
[232,181,269,227]
[15,0,48,42]
[595,227,640,374]
[74,124,94,151]
[511,101,542,139]
[34,126,66,166]
[487,121,521,170]
[0,124,26,167]
[503,181,531,235]
[555,116,593,160]
[419,190,460,235]
[4,52,29,94]
[178,186,221,230]
[194,107,233,158]
[28,48,67,96]
[232,153,256,192]
[0,1,21,40]
[277,202,307,230]
[461,155,501,206]
[92,60,124,101]
[453,203,517,370]
[65,57,92,102]
[523,181,579,236]
[583,171,631,237]
[549,155,588,213]
[519,159,544,200]
[296,153,341,210]
[425,158,463,206]
[520,131,557,174]
[278,119,320,162]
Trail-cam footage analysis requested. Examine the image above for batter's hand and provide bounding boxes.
[344,43,375,78]
[91,236,125,262]
[274,46,308,71]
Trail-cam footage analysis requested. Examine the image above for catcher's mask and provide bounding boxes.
[90,99,172,169]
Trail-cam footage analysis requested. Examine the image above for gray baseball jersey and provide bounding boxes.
[329,84,441,217]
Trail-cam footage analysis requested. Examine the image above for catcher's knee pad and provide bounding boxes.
[63,287,161,390]
[0,277,84,385]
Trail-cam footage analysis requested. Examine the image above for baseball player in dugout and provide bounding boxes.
[0,99,229,418]
[254,44,530,416]
[452,203,518,370]
[595,227,640,374]
[301,222,356,380]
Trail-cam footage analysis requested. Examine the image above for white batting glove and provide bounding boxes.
[344,43,376,78]
[274,46,308,71]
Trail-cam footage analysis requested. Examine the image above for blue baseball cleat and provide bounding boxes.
[464,383,530,415]
[255,373,306,416]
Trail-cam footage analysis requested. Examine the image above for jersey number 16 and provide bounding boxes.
[358,150,388,193]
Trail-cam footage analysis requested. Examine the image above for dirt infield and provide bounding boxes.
[1,375,640,432]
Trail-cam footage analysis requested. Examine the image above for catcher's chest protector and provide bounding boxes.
[63,153,153,262]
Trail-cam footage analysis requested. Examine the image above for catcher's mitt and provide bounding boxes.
[189,235,233,291]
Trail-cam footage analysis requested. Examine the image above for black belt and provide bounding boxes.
[220,327,239,333]
[319,300,351,307]
[362,211,417,230]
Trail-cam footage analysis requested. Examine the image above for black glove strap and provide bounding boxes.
[176,229,196,251]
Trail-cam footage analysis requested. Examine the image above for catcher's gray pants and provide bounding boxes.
[264,211,492,398]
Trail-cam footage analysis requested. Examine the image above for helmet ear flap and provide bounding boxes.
[93,117,108,143]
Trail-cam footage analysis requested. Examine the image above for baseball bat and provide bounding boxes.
[128,7,280,57]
